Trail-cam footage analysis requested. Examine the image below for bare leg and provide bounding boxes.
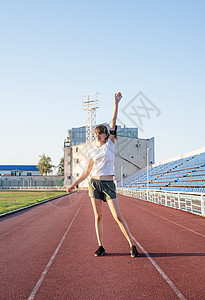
[107,198,134,247]
[90,198,103,246]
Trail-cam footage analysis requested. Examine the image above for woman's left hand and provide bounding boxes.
[114,92,122,104]
[66,185,75,193]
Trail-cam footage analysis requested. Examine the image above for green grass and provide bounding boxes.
[0,190,67,214]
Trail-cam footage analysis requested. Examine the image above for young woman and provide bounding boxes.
[66,92,140,258]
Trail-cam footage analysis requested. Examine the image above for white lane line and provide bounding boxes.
[27,199,84,300]
[130,202,205,238]
[132,236,186,300]
[0,208,52,239]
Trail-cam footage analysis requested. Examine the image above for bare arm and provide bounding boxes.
[110,92,122,143]
[66,159,94,193]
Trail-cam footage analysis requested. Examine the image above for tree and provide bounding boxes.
[37,154,55,175]
[57,157,64,175]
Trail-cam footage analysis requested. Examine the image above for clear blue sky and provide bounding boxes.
[0,0,205,169]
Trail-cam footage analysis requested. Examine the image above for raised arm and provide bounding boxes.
[110,92,122,142]
[66,158,94,193]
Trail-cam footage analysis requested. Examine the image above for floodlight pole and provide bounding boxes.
[147,147,149,200]
[82,92,100,144]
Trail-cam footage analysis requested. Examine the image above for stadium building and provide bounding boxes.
[0,166,64,189]
[64,125,155,187]
[0,165,40,176]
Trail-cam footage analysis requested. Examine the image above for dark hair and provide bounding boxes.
[94,125,109,140]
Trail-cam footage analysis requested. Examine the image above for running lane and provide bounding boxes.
[0,191,83,299]
[0,192,204,299]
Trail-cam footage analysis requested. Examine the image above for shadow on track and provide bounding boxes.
[103,253,132,257]
[50,191,81,208]
[148,252,205,257]
[102,252,205,258]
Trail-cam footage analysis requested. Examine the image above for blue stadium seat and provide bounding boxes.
[123,152,205,192]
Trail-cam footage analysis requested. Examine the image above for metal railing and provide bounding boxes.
[0,176,64,190]
[117,188,205,217]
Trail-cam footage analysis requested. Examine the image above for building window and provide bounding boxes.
[27,172,32,176]
[67,176,71,179]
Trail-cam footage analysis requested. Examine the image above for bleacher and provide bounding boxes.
[123,152,205,193]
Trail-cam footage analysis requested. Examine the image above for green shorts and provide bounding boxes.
[88,178,117,202]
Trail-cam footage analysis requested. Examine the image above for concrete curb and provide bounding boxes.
[0,191,77,218]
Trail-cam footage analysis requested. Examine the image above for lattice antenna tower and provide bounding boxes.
[82,92,100,143]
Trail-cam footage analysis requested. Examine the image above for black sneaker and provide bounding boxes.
[95,246,106,257]
[130,245,140,257]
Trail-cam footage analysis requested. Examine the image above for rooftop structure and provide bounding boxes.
[67,125,138,146]
[0,165,40,176]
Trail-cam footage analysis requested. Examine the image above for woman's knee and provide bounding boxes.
[113,213,123,223]
[95,213,102,222]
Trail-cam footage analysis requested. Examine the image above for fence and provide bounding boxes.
[117,188,205,217]
[0,176,64,190]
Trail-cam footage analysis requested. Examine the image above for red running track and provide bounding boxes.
[0,191,205,299]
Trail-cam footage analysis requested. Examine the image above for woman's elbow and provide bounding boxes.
[84,171,89,179]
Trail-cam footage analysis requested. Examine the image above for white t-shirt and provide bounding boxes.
[88,138,115,176]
